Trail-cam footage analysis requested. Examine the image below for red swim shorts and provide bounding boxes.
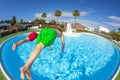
[28,32,38,41]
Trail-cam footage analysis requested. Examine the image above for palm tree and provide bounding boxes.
[55,10,61,24]
[41,13,47,24]
[20,19,23,24]
[35,18,39,26]
[118,32,120,41]
[5,20,11,25]
[19,19,23,27]
[41,13,47,19]
[0,20,5,25]
[72,10,80,27]
[11,16,17,26]
[118,27,120,32]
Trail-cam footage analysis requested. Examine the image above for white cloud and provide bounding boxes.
[35,10,95,20]
[35,12,55,20]
[63,19,104,28]
[106,22,120,28]
[62,10,94,17]
[35,13,41,18]
[80,10,95,16]
[108,16,120,21]
[106,16,120,28]
[62,12,73,17]
[77,19,103,28]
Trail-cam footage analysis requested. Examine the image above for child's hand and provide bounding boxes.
[11,43,17,51]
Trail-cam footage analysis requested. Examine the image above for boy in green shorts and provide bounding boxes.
[19,27,65,80]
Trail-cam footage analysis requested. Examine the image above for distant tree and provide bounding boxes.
[55,10,61,24]
[118,32,120,41]
[11,16,17,26]
[39,19,45,24]
[73,10,80,27]
[35,18,39,22]
[35,18,39,25]
[118,27,120,32]
[50,20,56,25]
[0,20,5,24]
[60,24,64,29]
[5,20,11,25]
[110,30,120,41]
[0,20,11,25]
[41,13,47,19]
[41,13,47,24]
[110,30,116,40]
[20,19,23,24]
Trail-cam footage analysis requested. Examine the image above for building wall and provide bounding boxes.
[85,27,94,32]
[98,26,110,33]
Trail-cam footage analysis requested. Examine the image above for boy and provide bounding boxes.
[12,27,65,80]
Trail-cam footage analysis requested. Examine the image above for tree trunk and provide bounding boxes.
[75,16,76,27]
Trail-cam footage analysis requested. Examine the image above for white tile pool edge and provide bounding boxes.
[0,63,10,80]
[112,66,120,80]
[0,36,15,80]
[0,33,120,80]
[0,41,10,80]
[0,33,30,80]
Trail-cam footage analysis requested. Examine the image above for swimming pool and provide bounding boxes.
[0,32,120,80]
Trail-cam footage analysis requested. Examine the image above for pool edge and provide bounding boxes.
[0,36,16,80]
[0,33,29,80]
[0,63,10,80]
[112,66,120,80]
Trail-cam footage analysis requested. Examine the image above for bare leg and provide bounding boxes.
[12,37,29,51]
[20,43,44,80]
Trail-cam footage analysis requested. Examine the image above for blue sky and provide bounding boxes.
[0,0,120,31]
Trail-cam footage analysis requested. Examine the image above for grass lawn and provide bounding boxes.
[0,30,120,80]
[114,44,120,80]
[115,72,120,80]
[0,70,6,80]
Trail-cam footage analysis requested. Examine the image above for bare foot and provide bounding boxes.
[12,43,17,51]
[25,70,32,80]
[20,67,25,80]
[20,67,32,80]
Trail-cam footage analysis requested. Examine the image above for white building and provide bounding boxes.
[85,27,94,32]
[98,26,110,33]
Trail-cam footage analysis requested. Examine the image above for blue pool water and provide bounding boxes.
[0,33,120,80]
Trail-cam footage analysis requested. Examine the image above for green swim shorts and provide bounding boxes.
[36,27,56,47]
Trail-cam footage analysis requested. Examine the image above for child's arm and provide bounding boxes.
[12,32,38,51]
[12,37,29,51]
[61,34,65,52]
